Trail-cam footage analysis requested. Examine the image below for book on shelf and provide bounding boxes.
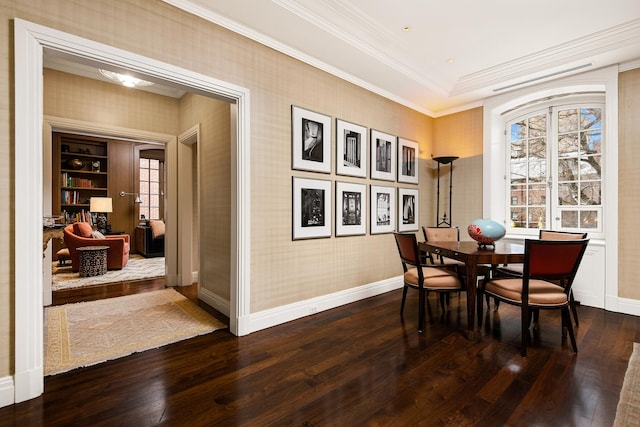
[61,173,94,188]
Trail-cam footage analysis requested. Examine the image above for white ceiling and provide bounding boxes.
[163,0,640,115]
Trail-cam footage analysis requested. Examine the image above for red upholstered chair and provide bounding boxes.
[63,223,130,272]
[477,238,589,356]
[492,230,588,325]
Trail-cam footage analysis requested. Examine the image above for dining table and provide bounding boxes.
[419,240,525,339]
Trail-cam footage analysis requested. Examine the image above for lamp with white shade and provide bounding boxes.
[90,197,112,234]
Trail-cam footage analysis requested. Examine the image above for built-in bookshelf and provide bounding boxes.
[53,133,109,225]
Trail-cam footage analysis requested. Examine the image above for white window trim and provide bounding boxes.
[483,65,619,312]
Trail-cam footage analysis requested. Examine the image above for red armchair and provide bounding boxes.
[63,223,130,272]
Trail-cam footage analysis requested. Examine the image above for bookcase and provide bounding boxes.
[52,133,109,225]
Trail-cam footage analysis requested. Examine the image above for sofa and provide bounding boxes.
[135,219,165,258]
[63,223,130,272]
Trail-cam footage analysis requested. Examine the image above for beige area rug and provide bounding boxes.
[52,254,165,291]
[614,342,640,426]
[44,288,226,375]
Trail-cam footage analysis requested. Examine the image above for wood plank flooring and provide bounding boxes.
[1,284,638,426]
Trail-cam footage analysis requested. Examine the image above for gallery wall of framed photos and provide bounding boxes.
[291,105,421,240]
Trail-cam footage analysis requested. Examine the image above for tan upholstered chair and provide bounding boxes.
[478,238,589,356]
[394,232,463,333]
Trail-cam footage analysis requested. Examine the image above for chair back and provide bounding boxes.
[523,239,589,291]
[539,230,587,240]
[422,226,459,242]
[394,232,420,270]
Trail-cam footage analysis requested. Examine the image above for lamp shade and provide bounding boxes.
[90,197,113,213]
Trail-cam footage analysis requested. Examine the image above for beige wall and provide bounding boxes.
[179,92,231,299]
[43,69,180,135]
[432,108,484,237]
[619,69,640,299]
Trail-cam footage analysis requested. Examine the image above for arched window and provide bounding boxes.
[505,96,604,235]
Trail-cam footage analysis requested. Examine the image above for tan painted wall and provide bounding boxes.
[432,108,484,238]
[619,69,640,299]
[43,69,180,135]
[179,92,231,299]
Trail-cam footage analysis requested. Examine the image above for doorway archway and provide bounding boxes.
[14,18,251,403]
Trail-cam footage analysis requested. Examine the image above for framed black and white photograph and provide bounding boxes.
[336,119,367,178]
[398,188,419,232]
[335,181,366,236]
[370,185,396,234]
[370,129,396,181]
[397,138,419,184]
[292,105,332,173]
[292,177,332,240]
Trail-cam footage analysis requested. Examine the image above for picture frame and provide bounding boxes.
[292,177,332,240]
[397,138,419,184]
[336,119,367,178]
[335,181,366,236]
[291,105,332,173]
[398,187,419,232]
[370,129,397,181]
[370,185,396,234]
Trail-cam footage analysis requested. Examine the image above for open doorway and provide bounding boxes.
[14,18,251,403]
[46,131,169,304]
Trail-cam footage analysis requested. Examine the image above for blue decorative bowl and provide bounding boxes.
[467,219,506,247]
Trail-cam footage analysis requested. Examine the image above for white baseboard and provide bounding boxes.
[616,297,640,317]
[199,287,230,317]
[0,376,14,408]
[238,276,403,335]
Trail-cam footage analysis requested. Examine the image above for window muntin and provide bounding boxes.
[507,103,603,234]
[139,158,161,220]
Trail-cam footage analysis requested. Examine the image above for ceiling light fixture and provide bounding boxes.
[447,58,455,64]
[402,26,410,32]
[99,69,154,88]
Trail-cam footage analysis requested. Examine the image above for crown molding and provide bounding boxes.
[452,18,640,96]
[161,0,434,116]
[273,0,447,96]
[620,58,640,72]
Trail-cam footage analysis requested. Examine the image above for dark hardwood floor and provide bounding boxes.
[1,283,638,426]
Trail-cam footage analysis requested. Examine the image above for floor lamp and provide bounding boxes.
[433,156,458,227]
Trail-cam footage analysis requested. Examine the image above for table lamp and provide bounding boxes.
[90,197,112,234]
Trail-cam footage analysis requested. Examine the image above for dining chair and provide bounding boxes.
[393,232,464,333]
[492,230,587,325]
[422,226,462,266]
[477,238,589,356]
[423,225,492,294]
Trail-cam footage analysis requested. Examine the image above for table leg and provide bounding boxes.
[466,261,478,340]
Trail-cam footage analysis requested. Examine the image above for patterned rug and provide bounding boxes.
[614,342,640,426]
[51,254,165,291]
[44,288,226,375]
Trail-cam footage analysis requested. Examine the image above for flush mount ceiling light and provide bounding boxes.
[99,69,154,88]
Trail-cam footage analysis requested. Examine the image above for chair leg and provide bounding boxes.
[563,308,578,353]
[418,289,425,333]
[521,306,529,357]
[400,285,408,315]
[439,292,451,311]
[570,292,579,326]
